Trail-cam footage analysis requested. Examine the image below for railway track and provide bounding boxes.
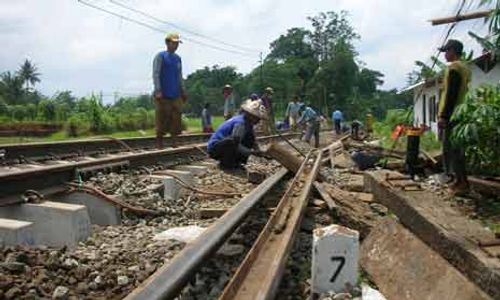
[4,132,493,299]
[0,133,211,164]
[0,132,321,300]
[0,132,299,203]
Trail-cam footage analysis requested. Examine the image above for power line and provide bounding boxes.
[77,0,257,58]
[108,0,261,54]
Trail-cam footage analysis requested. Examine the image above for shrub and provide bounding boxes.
[452,85,500,176]
[66,114,91,137]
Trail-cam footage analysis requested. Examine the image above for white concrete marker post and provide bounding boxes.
[163,176,180,202]
[312,224,359,295]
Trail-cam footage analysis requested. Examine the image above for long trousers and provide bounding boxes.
[442,123,467,182]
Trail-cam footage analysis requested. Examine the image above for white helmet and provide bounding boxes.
[241,99,268,120]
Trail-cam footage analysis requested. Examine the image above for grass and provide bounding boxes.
[0,116,226,145]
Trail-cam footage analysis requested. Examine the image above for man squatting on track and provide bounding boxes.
[207,99,268,169]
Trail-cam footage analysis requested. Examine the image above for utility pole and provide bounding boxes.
[259,52,263,91]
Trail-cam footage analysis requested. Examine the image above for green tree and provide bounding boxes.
[37,99,56,121]
[307,11,359,62]
[17,59,41,91]
[0,72,24,105]
[268,28,315,60]
[358,68,384,97]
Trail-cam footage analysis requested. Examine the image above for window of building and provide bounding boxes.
[422,94,427,125]
[430,95,436,122]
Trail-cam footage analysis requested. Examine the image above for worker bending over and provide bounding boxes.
[208,99,268,169]
[297,104,320,148]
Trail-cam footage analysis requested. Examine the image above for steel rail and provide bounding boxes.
[125,168,290,300]
[0,133,211,163]
[220,150,322,300]
[0,133,299,203]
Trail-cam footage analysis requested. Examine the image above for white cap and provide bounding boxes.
[241,99,268,120]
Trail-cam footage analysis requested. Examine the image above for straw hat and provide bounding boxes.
[241,99,268,120]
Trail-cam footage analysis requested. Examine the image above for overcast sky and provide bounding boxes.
[0,0,490,103]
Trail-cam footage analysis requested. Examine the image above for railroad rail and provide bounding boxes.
[0,133,300,204]
[126,168,290,300]
[127,148,323,300]
[220,150,322,299]
[0,133,211,164]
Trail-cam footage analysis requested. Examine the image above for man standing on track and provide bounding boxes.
[223,84,236,120]
[153,33,187,149]
[438,39,471,194]
[332,109,343,135]
[285,95,301,131]
[261,87,275,134]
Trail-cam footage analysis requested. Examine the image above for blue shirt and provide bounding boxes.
[207,114,255,151]
[332,110,343,121]
[153,51,182,99]
[298,107,319,124]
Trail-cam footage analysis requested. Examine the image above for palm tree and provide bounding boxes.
[17,59,40,91]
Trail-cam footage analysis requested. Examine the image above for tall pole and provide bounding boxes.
[259,52,263,91]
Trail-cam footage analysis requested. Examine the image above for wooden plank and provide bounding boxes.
[430,9,493,26]
[313,182,338,210]
[361,219,492,300]
[469,176,500,197]
[365,170,500,299]
[322,183,381,239]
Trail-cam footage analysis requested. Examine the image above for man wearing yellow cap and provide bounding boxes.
[153,33,187,149]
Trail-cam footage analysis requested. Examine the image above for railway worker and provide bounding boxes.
[208,99,268,169]
[351,119,362,140]
[285,95,301,131]
[249,93,259,101]
[261,87,275,134]
[223,84,236,120]
[365,113,374,136]
[297,104,320,148]
[438,39,471,194]
[201,102,213,133]
[332,109,343,135]
[153,33,187,149]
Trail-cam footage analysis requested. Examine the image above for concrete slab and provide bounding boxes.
[365,170,500,299]
[0,218,34,246]
[56,192,121,225]
[162,170,195,187]
[150,175,180,201]
[340,174,364,192]
[312,225,359,294]
[0,201,91,247]
[361,219,492,300]
[332,153,354,169]
[174,165,208,176]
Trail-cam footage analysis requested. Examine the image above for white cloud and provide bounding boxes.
[0,0,492,101]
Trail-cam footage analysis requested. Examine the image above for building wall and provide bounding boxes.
[470,63,500,89]
[413,85,440,135]
[413,63,500,137]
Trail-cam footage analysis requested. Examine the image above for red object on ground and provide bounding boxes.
[391,125,404,140]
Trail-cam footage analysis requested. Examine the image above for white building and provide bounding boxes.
[408,52,500,136]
